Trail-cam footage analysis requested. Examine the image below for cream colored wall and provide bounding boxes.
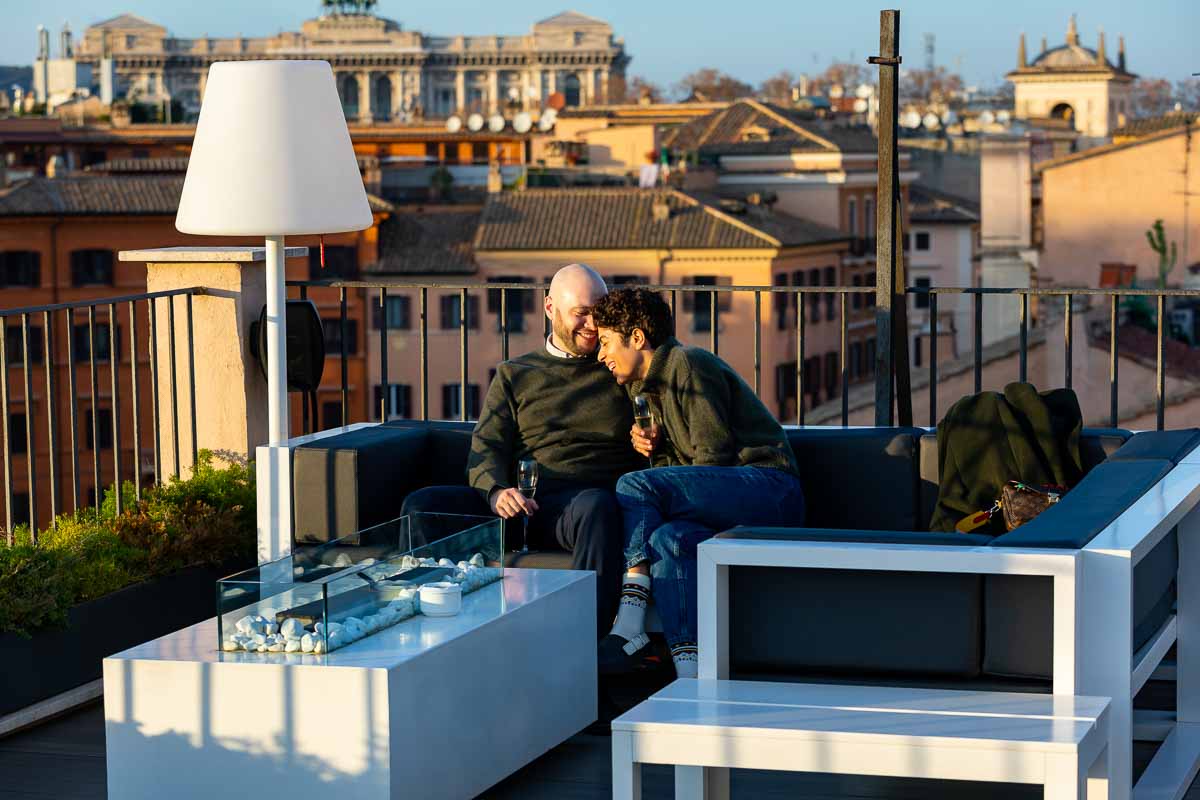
[909,223,975,359]
[763,183,842,230]
[1040,130,1199,288]
[1014,78,1118,137]
[583,125,657,169]
[981,138,1032,248]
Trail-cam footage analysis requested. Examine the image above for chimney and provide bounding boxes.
[1018,33,1027,68]
[486,160,502,194]
[1118,36,1126,71]
[651,194,671,222]
[1096,29,1106,65]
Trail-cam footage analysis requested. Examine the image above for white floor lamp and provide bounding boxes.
[175,60,372,562]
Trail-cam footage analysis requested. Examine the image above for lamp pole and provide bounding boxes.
[265,235,288,445]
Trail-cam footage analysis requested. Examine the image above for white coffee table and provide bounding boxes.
[104,568,596,800]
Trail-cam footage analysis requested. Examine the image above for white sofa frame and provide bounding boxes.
[696,448,1200,800]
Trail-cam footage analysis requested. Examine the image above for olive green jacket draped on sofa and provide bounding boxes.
[930,382,1084,534]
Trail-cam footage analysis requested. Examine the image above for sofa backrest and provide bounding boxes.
[785,427,924,531]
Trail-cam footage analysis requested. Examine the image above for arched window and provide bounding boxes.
[563,74,582,107]
[339,74,359,118]
[1050,102,1074,122]
[373,75,391,121]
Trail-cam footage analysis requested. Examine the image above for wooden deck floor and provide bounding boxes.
[3,687,1198,799]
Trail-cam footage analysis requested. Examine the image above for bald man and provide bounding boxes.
[401,264,643,634]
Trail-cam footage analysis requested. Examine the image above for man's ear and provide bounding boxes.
[631,328,647,349]
[544,294,554,322]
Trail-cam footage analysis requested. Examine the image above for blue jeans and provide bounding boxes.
[616,466,805,648]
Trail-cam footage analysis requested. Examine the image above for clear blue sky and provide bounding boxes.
[4,0,1197,90]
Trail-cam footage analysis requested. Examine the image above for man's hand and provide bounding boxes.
[490,487,539,519]
[631,423,661,459]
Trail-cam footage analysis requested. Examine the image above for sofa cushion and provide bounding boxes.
[990,458,1172,550]
[1106,429,1200,464]
[292,425,430,544]
[728,564,984,678]
[784,427,923,531]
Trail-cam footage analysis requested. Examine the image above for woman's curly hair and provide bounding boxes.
[591,287,675,348]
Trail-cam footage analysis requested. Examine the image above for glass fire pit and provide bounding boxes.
[216,512,503,654]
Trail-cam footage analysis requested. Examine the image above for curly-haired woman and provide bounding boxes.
[591,287,806,677]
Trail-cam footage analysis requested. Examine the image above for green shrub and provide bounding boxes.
[0,450,256,638]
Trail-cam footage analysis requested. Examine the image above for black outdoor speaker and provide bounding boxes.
[249,299,325,393]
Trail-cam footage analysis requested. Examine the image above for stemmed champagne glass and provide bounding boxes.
[517,458,538,553]
[633,394,655,467]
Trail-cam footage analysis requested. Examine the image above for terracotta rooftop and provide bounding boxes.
[661,99,877,155]
[474,187,847,251]
[0,175,393,216]
[908,185,979,224]
[1112,111,1199,140]
[369,208,481,275]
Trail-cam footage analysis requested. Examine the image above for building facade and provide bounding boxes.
[59,10,627,122]
[1007,16,1135,139]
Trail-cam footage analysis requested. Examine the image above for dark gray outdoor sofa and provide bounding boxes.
[289,420,1192,690]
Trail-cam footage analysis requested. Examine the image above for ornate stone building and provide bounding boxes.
[66,9,628,122]
[1006,15,1135,139]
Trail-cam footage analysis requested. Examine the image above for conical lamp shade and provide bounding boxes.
[176,60,372,236]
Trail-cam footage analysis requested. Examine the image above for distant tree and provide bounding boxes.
[900,67,964,106]
[1131,78,1175,117]
[1174,78,1200,111]
[610,75,663,104]
[673,68,754,102]
[811,61,871,96]
[759,71,796,103]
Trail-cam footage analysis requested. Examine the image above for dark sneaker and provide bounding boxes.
[598,632,651,676]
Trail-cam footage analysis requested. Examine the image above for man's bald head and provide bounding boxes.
[546,263,608,356]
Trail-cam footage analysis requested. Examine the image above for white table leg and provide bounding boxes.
[675,766,729,800]
[612,731,641,800]
[1087,744,1110,800]
[1046,752,1085,800]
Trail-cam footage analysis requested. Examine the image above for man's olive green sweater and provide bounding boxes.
[467,349,645,499]
[627,338,799,476]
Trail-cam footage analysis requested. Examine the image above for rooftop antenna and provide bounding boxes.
[924,32,935,72]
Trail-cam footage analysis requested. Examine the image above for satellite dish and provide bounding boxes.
[943,111,958,125]
[901,110,922,129]
[996,110,1011,123]
[487,114,505,132]
[922,112,941,130]
[852,98,868,113]
[445,115,462,133]
[828,84,844,99]
[979,110,995,125]
[538,113,556,131]
[513,112,532,133]
[855,83,874,99]
[542,107,558,123]
[507,86,521,102]
[466,113,484,132]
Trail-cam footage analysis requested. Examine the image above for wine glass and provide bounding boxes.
[517,458,538,553]
[633,394,655,466]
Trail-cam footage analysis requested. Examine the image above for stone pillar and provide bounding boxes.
[455,70,466,113]
[487,70,500,114]
[411,68,423,116]
[389,71,403,120]
[547,69,557,97]
[358,70,372,123]
[120,246,304,477]
[600,68,610,104]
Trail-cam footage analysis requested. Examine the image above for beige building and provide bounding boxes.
[363,187,854,423]
[57,10,627,121]
[1037,115,1200,289]
[1007,16,1135,139]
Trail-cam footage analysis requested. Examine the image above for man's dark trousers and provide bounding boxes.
[400,485,623,636]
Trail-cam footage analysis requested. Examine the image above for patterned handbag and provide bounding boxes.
[956,481,1067,533]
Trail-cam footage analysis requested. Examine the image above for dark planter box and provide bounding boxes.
[0,564,236,718]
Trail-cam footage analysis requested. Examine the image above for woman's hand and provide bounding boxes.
[630,423,661,458]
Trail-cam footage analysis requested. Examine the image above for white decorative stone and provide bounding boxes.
[437,558,455,568]
[332,552,354,568]
[222,639,239,651]
[257,644,269,653]
[300,634,315,653]
[268,641,286,652]
[264,622,279,635]
[280,618,306,640]
[419,557,436,567]
[469,553,485,568]
[456,561,470,572]
[400,555,419,569]
[313,638,326,654]
[253,633,267,646]
[235,615,257,635]
[285,639,301,652]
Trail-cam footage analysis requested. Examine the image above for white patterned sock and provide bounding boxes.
[609,572,651,644]
[672,643,698,679]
